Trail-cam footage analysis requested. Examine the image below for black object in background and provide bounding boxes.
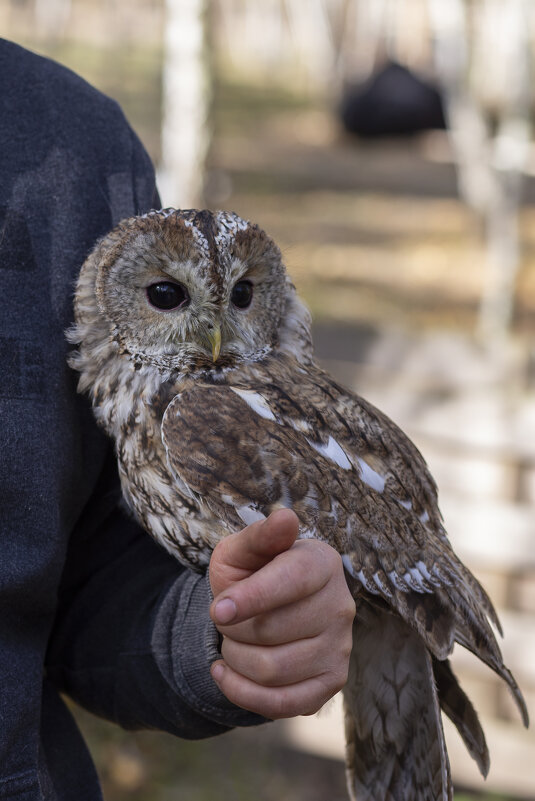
[340,60,446,138]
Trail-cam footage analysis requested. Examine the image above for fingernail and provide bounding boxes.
[214,598,237,624]
[211,663,224,683]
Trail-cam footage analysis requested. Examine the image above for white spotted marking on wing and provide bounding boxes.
[287,417,312,434]
[373,572,393,597]
[221,494,267,527]
[416,559,432,579]
[357,569,382,595]
[342,557,380,595]
[236,504,266,526]
[398,498,412,510]
[306,436,352,470]
[403,567,433,593]
[341,554,355,576]
[230,387,277,421]
[388,569,409,591]
[415,559,440,586]
[356,457,385,492]
[419,509,430,524]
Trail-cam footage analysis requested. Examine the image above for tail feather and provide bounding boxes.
[433,657,490,777]
[452,620,529,728]
[343,602,452,801]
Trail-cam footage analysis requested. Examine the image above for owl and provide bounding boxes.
[68,208,528,801]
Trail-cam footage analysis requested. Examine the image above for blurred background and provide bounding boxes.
[3,0,535,798]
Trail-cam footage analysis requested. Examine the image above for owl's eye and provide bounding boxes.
[231,280,253,309]
[146,282,190,311]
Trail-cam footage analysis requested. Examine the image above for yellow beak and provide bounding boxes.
[209,325,222,362]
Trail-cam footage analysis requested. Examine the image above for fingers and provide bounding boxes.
[210,659,347,720]
[220,636,331,687]
[215,573,354,692]
[209,508,299,598]
[211,539,334,629]
[214,578,334,645]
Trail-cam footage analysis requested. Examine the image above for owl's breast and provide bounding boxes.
[115,392,230,570]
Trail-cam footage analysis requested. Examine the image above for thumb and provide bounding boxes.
[209,508,299,600]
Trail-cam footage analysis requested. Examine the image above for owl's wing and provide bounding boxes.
[161,364,527,727]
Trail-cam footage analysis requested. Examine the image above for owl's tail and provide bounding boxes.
[432,657,489,776]
[343,601,453,801]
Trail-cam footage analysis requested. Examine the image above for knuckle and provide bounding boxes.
[293,541,332,582]
[251,613,276,645]
[279,683,329,719]
[301,700,323,716]
[336,596,356,629]
[332,666,349,693]
[342,636,353,662]
[343,586,356,612]
[264,689,292,720]
[323,542,342,567]
[317,663,348,698]
[270,687,317,720]
[317,541,342,572]
[300,686,328,716]
[254,651,279,686]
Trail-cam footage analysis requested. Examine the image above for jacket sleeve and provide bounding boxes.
[45,448,266,737]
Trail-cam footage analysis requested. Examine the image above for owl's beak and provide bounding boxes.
[209,325,222,362]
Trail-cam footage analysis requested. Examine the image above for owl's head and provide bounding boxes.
[70,209,312,385]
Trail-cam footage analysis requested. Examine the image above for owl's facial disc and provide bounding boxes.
[96,210,289,373]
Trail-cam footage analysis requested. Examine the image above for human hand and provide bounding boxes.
[208,508,355,719]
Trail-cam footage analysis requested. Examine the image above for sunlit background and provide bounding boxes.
[3,0,535,798]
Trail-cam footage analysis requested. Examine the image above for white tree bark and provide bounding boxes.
[160,0,210,208]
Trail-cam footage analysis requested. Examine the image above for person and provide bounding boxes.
[0,38,355,800]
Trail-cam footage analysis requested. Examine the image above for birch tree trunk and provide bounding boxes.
[160,0,210,208]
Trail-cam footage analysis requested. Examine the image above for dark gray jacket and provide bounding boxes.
[0,39,262,801]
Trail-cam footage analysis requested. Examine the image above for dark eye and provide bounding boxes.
[231,280,253,309]
[146,282,189,311]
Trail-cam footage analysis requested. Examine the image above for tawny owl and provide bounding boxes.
[68,208,528,801]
